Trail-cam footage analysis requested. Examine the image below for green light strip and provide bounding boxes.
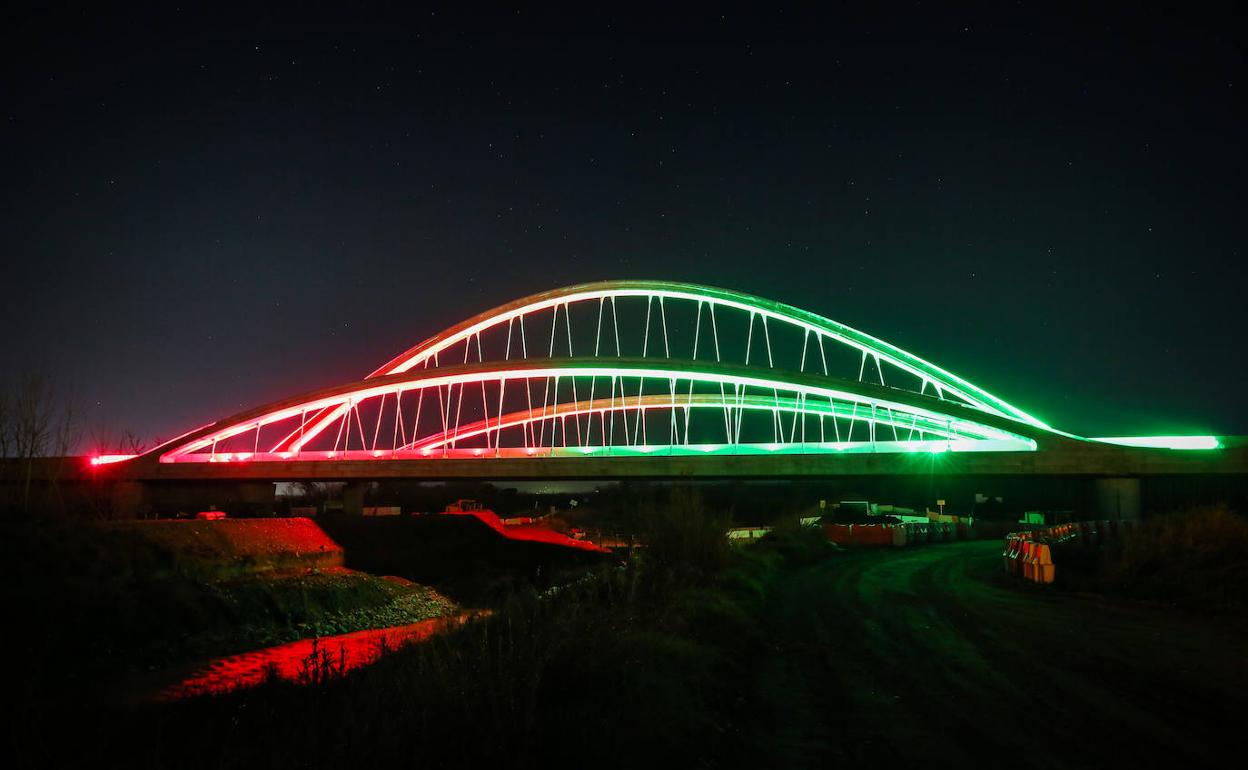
[164,362,1035,460]
[369,281,1052,429]
[1090,436,1221,450]
[166,437,1038,463]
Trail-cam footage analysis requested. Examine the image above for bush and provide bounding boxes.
[758,520,833,566]
[635,486,730,575]
[1097,505,1248,611]
[17,493,845,769]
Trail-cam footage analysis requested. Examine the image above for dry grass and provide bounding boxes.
[1097,505,1248,612]
[18,488,824,769]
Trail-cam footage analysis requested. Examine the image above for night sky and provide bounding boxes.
[3,4,1244,449]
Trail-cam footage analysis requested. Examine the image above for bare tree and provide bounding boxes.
[1,369,80,512]
[0,386,10,461]
[88,423,149,457]
[118,428,148,455]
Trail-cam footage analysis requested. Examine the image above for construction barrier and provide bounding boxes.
[907,523,927,544]
[820,517,1001,549]
[820,520,987,548]
[852,524,893,547]
[823,523,854,545]
[892,525,908,547]
[1033,544,1055,584]
[1021,541,1036,580]
[822,523,909,548]
[1002,519,1132,585]
[1003,536,1025,575]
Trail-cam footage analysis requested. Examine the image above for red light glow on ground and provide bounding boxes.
[499,523,608,551]
[160,612,479,701]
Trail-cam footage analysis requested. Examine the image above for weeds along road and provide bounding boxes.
[752,540,1247,769]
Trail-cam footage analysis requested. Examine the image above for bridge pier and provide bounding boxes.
[137,481,276,517]
[111,481,148,517]
[1092,477,1141,520]
[342,481,366,516]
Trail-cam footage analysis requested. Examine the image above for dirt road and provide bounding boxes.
[753,540,1247,768]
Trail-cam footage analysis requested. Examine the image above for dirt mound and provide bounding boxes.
[111,517,343,577]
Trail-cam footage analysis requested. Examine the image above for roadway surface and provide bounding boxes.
[752,540,1247,768]
[97,437,1248,480]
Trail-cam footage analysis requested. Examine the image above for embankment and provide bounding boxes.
[2,515,455,703]
[107,517,344,578]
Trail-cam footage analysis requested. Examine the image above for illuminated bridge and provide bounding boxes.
[83,280,1242,515]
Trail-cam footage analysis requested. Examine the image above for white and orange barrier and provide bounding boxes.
[1002,519,1133,585]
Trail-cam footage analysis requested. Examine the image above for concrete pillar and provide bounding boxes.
[1093,477,1141,520]
[343,481,366,516]
[144,481,275,516]
[234,482,277,505]
[110,481,148,518]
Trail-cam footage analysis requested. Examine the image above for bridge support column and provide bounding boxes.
[234,482,277,505]
[110,481,148,518]
[1092,477,1141,520]
[142,481,276,517]
[342,481,366,516]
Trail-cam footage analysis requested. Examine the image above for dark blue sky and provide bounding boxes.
[3,4,1244,447]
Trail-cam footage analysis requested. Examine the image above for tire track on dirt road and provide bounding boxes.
[756,541,1247,768]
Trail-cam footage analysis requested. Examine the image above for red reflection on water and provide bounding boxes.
[161,613,476,701]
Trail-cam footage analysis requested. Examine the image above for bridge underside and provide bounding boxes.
[7,443,1246,523]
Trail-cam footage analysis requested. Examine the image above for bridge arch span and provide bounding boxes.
[152,359,1043,464]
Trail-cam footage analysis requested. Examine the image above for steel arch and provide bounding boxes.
[269,281,1051,456]
[367,280,1045,425]
[154,359,1041,464]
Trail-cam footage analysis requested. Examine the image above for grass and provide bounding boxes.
[317,512,606,604]
[1089,505,1248,613]
[14,497,1247,768]
[14,489,837,769]
[1,513,456,701]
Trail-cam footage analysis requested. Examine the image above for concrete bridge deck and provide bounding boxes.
[82,438,1248,482]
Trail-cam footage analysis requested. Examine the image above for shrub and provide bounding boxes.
[1097,505,1248,611]
[635,486,730,575]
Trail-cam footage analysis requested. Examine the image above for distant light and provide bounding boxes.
[89,454,136,466]
[1092,435,1220,450]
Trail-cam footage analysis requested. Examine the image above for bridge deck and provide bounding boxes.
[69,440,1248,482]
